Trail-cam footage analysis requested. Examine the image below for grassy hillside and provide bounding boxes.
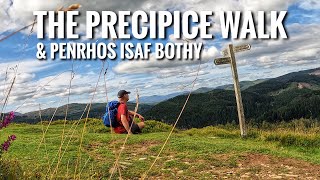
[145,67,320,128]
[1,119,320,179]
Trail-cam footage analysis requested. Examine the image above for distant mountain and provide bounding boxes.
[193,87,214,94]
[215,79,267,91]
[128,82,262,105]
[144,67,320,128]
[15,102,153,124]
[192,79,266,94]
[131,92,187,104]
[13,112,24,116]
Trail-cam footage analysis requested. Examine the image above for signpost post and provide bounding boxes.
[214,44,251,137]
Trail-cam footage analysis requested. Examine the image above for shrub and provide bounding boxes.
[142,120,174,133]
[245,129,261,139]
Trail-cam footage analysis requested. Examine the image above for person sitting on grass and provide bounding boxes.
[114,90,145,134]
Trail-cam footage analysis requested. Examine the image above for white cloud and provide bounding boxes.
[298,0,320,10]
[229,23,320,67]
[240,0,295,11]
[114,45,219,74]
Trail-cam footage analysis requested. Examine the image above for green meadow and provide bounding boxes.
[1,119,320,179]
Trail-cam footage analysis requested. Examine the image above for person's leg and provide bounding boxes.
[130,123,142,134]
[127,121,145,134]
[137,122,145,129]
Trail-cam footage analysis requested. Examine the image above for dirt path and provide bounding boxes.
[85,141,320,179]
[145,152,320,179]
[200,153,320,179]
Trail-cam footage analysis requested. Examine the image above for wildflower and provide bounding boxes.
[1,140,10,151]
[0,111,16,154]
[1,134,16,152]
[0,111,15,129]
[10,135,16,141]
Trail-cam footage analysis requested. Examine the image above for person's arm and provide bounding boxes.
[128,110,137,116]
[128,110,144,122]
[121,115,132,134]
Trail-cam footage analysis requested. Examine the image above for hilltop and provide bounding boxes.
[1,119,320,179]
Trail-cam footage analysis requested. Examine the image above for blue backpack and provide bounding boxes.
[102,101,120,127]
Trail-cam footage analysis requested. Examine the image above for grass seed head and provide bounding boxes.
[67,4,82,11]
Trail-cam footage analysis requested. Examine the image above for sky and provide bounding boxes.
[0,0,319,113]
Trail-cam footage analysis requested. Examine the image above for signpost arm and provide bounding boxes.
[228,44,247,137]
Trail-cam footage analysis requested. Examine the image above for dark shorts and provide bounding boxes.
[131,123,142,134]
[121,122,141,134]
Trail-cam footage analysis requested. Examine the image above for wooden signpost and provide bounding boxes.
[214,44,251,137]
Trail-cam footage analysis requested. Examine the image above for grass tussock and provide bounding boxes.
[142,120,174,133]
[183,126,240,138]
[0,159,23,179]
[181,118,320,148]
[264,131,320,147]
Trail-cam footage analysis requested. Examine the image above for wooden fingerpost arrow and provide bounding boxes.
[214,44,251,137]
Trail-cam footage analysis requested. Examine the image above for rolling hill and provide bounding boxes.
[144,67,320,128]
[130,92,187,104]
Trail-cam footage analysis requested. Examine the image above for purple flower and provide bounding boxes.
[2,140,10,151]
[1,134,16,152]
[10,135,16,141]
[0,111,15,129]
[0,111,16,153]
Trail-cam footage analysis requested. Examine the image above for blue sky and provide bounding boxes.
[0,0,320,113]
